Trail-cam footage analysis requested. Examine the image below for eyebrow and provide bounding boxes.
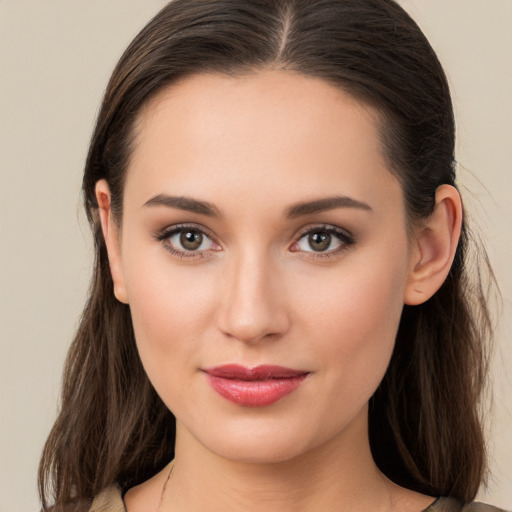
[143,194,223,217]
[284,195,372,218]
[143,194,372,218]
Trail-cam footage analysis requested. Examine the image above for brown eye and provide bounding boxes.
[158,225,220,259]
[308,232,331,252]
[180,230,203,251]
[291,225,355,258]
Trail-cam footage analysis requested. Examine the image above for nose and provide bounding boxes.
[216,250,290,344]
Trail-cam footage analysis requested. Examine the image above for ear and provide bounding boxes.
[404,184,463,306]
[95,179,129,304]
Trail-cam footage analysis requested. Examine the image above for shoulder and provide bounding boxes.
[40,486,125,512]
[462,504,510,512]
[88,484,126,512]
[429,497,510,512]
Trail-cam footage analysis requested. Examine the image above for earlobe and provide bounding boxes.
[95,180,129,304]
[404,185,463,306]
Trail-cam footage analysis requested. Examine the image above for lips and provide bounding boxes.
[203,364,309,407]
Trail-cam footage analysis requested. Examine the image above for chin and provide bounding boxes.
[210,436,310,465]
[183,414,336,465]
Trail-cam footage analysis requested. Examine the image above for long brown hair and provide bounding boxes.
[39,0,494,509]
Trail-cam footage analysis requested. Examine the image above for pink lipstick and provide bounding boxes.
[203,364,309,407]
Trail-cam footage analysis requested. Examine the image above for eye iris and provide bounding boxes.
[308,232,331,252]
[180,230,203,250]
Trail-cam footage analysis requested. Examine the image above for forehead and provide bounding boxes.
[125,70,400,215]
[134,69,384,159]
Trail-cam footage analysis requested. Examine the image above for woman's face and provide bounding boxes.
[108,70,416,463]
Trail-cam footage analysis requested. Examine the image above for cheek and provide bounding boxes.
[295,248,408,404]
[121,246,218,385]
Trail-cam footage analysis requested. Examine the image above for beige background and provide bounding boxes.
[0,1,510,511]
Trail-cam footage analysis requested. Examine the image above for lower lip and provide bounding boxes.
[205,374,308,407]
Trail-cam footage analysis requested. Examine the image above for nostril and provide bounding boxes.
[219,317,287,344]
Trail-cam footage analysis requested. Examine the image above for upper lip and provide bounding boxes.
[203,364,309,381]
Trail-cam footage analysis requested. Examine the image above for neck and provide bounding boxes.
[161,408,394,512]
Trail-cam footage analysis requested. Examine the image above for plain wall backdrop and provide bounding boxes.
[0,1,510,511]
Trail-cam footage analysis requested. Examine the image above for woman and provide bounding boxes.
[38,1,505,511]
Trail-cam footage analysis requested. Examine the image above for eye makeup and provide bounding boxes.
[153,222,356,261]
[153,223,221,260]
[290,223,356,261]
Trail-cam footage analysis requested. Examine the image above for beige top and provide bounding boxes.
[87,485,508,512]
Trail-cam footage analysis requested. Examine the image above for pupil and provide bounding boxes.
[309,232,330,252]
[181,230,202,250]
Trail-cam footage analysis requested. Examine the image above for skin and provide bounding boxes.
[96,70,462,511]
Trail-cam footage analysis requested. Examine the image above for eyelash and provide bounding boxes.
[291,224,355,260]
[154,223,219,260]
[154,223,355,261]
